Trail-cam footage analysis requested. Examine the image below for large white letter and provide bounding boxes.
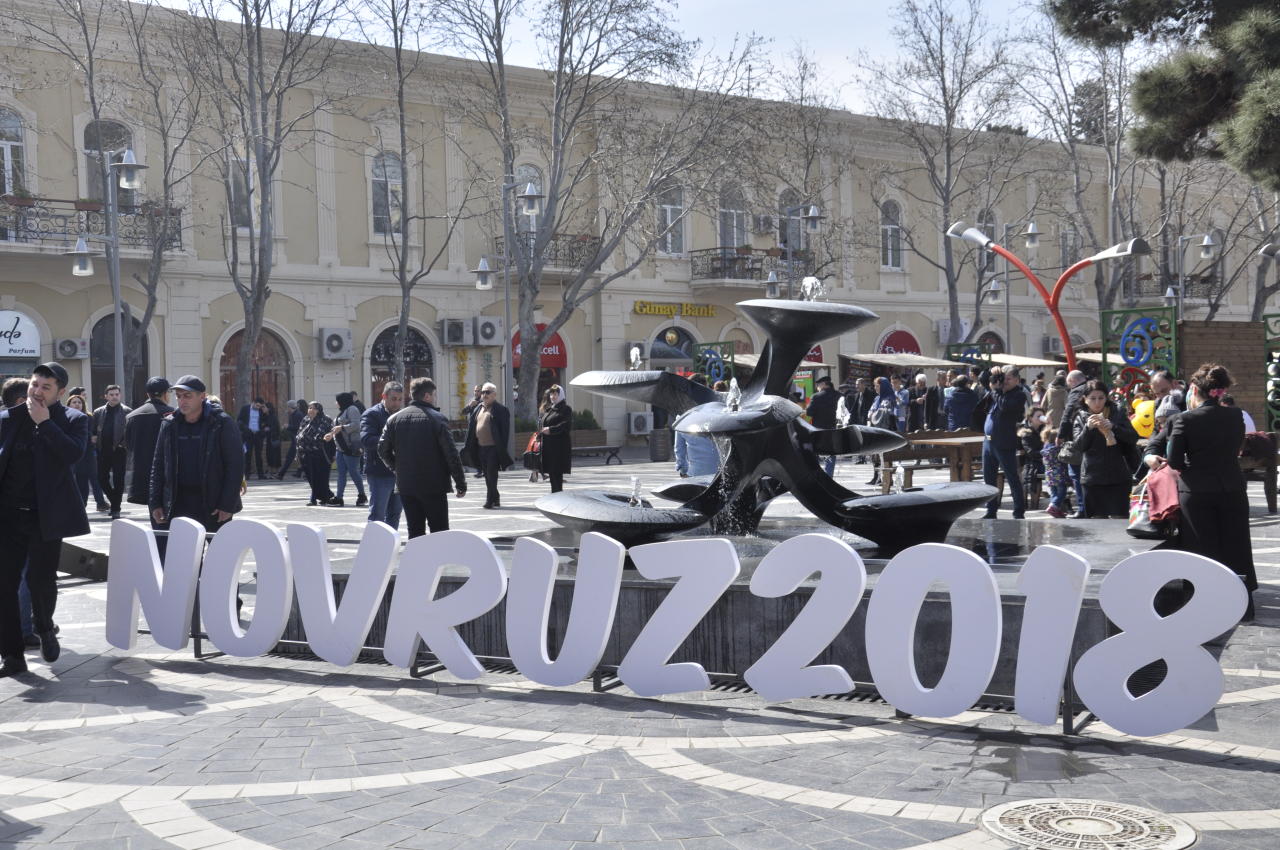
[106,518,203,650]
[200,519,293,657]
[290,521,399,666]
[1014,545,1089,725]
[507,532,624,686]
[743,534,864,702]
[1073,550,1246,737]
[865,543,1002,718]
[383,530,507,677]
[617,538,740,697]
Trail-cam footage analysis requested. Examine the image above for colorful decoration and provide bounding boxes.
[694,341,735,384]
[1101,307,1177,402]
[1266,314,1280,431]
[455,348,470,415]
[1131,399,1156,438]
[944,342,993,366]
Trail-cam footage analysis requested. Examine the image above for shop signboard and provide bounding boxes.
[512,325,567,369]
[0,310,40,359]
[878,330,920,355]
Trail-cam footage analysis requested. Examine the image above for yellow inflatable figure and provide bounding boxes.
[1131,398,1156,438]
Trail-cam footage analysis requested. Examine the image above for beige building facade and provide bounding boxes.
[0,1,1268,442]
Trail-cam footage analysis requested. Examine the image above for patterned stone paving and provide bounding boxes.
[1,456,1278,848]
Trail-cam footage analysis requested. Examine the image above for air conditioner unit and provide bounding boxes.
[319,328,353,359]
[1043,335,1066,355]
[473,316,504,347]
[628,411,654,436]
[752,214,775,235]
[54,338,89,359]
[934,319,971,344]
[439,318,473,347]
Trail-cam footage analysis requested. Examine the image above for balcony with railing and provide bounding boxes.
[688,247,814,290]
[493,231,601,272]
[1126,272,1220,302]
[0,196,183,253]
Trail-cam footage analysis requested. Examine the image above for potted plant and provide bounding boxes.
[2,187,36,207]
[75,198,104,212]
[736,243,753,256]
[765,246,783,257]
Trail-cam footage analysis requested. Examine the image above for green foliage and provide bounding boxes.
[514,416,539,432]
[572,408,600,430]
[1054,1,1280,190]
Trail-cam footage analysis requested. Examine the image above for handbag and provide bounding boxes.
[522,433,542,472]
[1126,481,1171,539]
[1057,440,1082,467]
[869,402,895,429]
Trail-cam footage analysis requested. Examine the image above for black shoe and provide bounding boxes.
[0,655,27,677]
[22,634,39,650]
[982,512,998,519]
[474,471,484,479]
[110,510,121,519]
[258,474,268,481]
[307,500,318,506]
[356,495,368,507]
[1243,594,1256,623]
[867,477,880,486]
[38,630,59,663]
[293,470,304,478]
[96,503,110,512]
[482,502,495,509]
[274,472,285,481]
[327,498,344,507]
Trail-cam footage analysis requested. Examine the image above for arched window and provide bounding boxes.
[0,108,24,198]
[218,328,291,417]
[880,200,903,269]
[90,314,147,405]
[371,152,403,235]
[656,183,684,254]
[1059,223,1081,269]
[976,329,1005,355]
[778,188,807,254]
[84,119,135,207]
[514,163,542,235]
[650,325,696,363]
[977,208,997,273]
[718,185,749,248]
[369,325,434,401]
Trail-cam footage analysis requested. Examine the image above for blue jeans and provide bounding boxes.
[1068,463,1083,512]
[823,455,836,476]
[982,440,1025,517]
[335,452,366,501]
[18,563,31,638]
[1049,476,1070,511]
[367,473,402,529]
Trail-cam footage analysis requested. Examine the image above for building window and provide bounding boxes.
[84,119,135,207]
[1059,224,1081,270]
[0,108,25,199]
[369,325,434,401]
[90,314,147,405]
[228,155,254,229]
[718,185,749,248]
[371,152,403,235]
[977,208,997,273]
[514,162,542,235]
[218,328,290,416]
[778,188,807,254]
[880,200,903,269]
[656,183,684,254]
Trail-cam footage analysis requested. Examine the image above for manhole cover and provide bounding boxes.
[980,799,1197,850]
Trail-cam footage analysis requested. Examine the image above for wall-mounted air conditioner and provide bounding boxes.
[628,411,654,436]
[319,328,353,359]
[440,318,473,347]
[54,338,89,359]
[474,316,504,347]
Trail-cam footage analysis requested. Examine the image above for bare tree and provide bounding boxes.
[857,0,1046,344]
[429,0,763,420]
[187,0,350,413]
[354,0,484,385]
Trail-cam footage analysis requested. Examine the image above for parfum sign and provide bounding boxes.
[0,311,40,358]
[106,519,1247,738]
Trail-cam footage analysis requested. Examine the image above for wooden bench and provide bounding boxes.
[571,445,623,465]
[1239,432,1278,513]
[878,429,981,495]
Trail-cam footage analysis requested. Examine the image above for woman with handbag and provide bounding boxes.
[298,401,335,506]
[866,376,899,487]
[1166,363,1256,620]
[322,392,367,508]
[538,384,573,493]
[1068,380,1139,518]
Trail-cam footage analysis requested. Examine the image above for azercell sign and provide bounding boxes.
[106,518,1248,738]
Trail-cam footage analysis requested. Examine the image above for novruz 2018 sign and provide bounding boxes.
[106,519,1248,738]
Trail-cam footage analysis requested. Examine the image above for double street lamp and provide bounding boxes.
[472,180,543,455]
[1162,233,1219,318]
[765,203,824,299]
[948,220,1150,371]
[65,147,147,393]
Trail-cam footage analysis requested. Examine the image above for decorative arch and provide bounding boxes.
[362,317,438,401]
[715,319,759,355]
[72,110,147,202]
[210,319,305,414]
[82,304,162,404]
[873,323,923,356]
[975,328,1006,355]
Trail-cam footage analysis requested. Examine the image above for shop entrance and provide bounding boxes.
[219,328,291,417]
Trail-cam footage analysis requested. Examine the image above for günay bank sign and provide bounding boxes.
[107,519,1248,738]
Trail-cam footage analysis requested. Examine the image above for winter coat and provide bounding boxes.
[378,400,467,498]
[361,402,395,477]
[806,387,840,430]
[1070,406,1139,487]
[675,431,719,477]
[149,401,244,521]
[124,397,174,505]
[1044,382,1067,429]
[983,384,1029,451]
[297,414,333,461]
[944,387,978,431]
[463,402,513,470]
[0,402,91,541]
[538,401,573,476]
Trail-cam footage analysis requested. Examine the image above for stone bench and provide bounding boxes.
[571,445,622,464]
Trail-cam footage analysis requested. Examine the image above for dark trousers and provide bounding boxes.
[480,445,501,506]
[244,431,267,477]
[402,493,449,538]
[1181,487,1257,591]
[1082,483,1128,519]
[983,440,1025,517]
[278,437,297,476]
[0,506,60,658]
[303,453,334,503]
[153,494,229,560]
[98,444,127,511]
[548,471,565,493]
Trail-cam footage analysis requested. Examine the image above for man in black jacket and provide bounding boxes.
[0,362,89,674]
[93,384,132,518]
[463,382,512,509]
[124,376,172,511]
[275,400,306,479]
[237,398,274,481]
[807,376,840,476]
[1056,369,1089,517]
[981,366,1029,520]
[378,377,466,537]
[150,375,244,533]
[362,381,405,528]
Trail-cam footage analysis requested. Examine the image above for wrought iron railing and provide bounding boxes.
[494,231,600,269]
[688,247,813,282]
[1126,273,1219,302]
[0,196,183,251]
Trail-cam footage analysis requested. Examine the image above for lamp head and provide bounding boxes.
[1087,237,1150,263]
[802,204,824,233]
[1163,285,1177,307]
[765,270,780,299]
[471,256,493,291]
[115,148,147,191]
[1199,233,1217,260]
[518,182,544,216]
[65,235,98,277]
[1023,221,1040,250]
[945,220,993,249]
[1260,243,1280,259]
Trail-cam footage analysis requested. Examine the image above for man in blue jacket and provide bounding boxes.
[361,381,405,528]
[982,366,1028,519]
[0,362,89,675]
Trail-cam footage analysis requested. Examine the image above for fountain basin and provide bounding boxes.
[835,482,998,552]
[535,490,707,546]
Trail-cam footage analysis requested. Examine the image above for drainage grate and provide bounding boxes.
[980,799,1197,850]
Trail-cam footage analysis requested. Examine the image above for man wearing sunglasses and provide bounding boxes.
[462,383,512,509]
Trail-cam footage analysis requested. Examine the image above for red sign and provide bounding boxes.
[512,324,567,369]
[878,330,921,355]
[804,344,824,363]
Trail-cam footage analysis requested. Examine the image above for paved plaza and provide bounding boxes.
[1,455,1278,849]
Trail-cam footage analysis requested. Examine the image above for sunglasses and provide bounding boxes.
[482,390,495,396]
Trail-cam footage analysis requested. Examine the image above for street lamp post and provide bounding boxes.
[1167,233,1219,320]
[772,204,824,299]
[65,148,146,393]
[948,221,1150,372]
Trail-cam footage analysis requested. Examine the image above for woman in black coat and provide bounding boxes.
[1167,363,1256,619]
[538,384,573,493]
[1069,380,1138,518]
[297,401,335,506]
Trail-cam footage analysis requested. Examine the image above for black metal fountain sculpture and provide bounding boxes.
[536,299,997,552]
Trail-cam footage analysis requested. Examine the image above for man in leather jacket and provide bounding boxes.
[378,377,466,537]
